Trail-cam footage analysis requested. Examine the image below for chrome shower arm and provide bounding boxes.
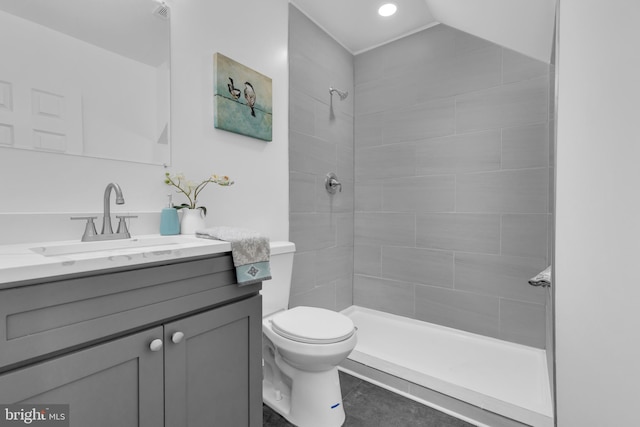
[329,87,349,100]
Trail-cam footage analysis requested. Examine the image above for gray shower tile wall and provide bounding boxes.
[354,25,552,348]
[454,253,546,304]
[455,76,549,133]
[501,214,548,258]
[502,123,550,169]
[288,5,354,311]
[416,213,501,254]
[289,7,551,348]
[356,142,417,180]
[455,168,549,213]
[414,285,500,337]
[500,298,548,346]
[381,246,454,288]
[354,212,415,247]
[382,176,455,212]
[502,48,550,84]
[354,275,414,317]
[415,130,502,174]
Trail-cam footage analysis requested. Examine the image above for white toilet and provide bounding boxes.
[262,242,357,427]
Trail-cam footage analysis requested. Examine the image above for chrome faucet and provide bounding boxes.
[102,182,124,235]
[325,172,342,194]
[71,183,137,241]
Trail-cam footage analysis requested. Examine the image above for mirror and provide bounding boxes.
[0,0,171,165]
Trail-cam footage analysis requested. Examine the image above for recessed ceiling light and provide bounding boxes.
[378,3,397,17]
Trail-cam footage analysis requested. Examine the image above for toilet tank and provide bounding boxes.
[261,241,296,317]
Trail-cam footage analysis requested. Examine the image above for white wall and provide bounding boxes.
[0,0,290,244]
[555,0,640,425]
[168,0,289,239]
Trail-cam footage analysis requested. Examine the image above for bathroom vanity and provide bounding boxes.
[0,236,263,426]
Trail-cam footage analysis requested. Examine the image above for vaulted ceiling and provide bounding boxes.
[290,0,557,63]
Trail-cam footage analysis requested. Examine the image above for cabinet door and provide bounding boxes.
[164,295,262,427]
[0,327,164,427]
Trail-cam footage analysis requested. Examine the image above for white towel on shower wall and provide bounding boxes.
[528,266,551,287]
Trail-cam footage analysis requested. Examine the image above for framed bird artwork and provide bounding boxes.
[213,53,273,141]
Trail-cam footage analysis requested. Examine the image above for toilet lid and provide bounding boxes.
[271,307,355,344]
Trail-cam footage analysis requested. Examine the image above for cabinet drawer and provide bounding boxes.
[0,253,260,370]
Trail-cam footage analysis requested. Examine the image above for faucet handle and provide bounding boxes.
[325,172,342,194]
[71,216,98,241]
[115,215,138,238]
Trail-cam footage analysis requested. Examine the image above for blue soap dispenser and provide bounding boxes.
[159,195,180,235]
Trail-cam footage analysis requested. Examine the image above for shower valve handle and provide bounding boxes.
[325,172,342,194]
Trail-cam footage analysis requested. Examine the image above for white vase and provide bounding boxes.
[180,208,206,234]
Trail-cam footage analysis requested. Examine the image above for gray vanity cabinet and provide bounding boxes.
[164,295,262,427]
[0,326,165,426]
[0,253,263,427]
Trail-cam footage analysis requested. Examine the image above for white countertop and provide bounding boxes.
[0,234,232,287]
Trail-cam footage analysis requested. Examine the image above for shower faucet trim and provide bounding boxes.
[325,172,343,194]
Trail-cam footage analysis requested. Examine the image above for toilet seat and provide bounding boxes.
[271,306,355,344]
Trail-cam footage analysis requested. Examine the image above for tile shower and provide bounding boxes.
[289,4,553,349]
[288,5,355,312]
[354,26,552,349]
[288,5,556,424]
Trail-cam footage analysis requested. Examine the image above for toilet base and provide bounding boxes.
[263,366,345,427]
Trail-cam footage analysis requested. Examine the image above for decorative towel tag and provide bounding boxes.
[236,261,271,286]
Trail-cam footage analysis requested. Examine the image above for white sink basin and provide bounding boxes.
[30,235,200,257]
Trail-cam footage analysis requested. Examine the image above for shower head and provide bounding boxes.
[329,87,349,101]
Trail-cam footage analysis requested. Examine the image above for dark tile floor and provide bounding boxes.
[263,371,475,427]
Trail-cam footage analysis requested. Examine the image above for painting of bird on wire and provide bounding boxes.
[213,52,272,141]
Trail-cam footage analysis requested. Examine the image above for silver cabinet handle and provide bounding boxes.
[149,339,163,352]
[171,331,185,344]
